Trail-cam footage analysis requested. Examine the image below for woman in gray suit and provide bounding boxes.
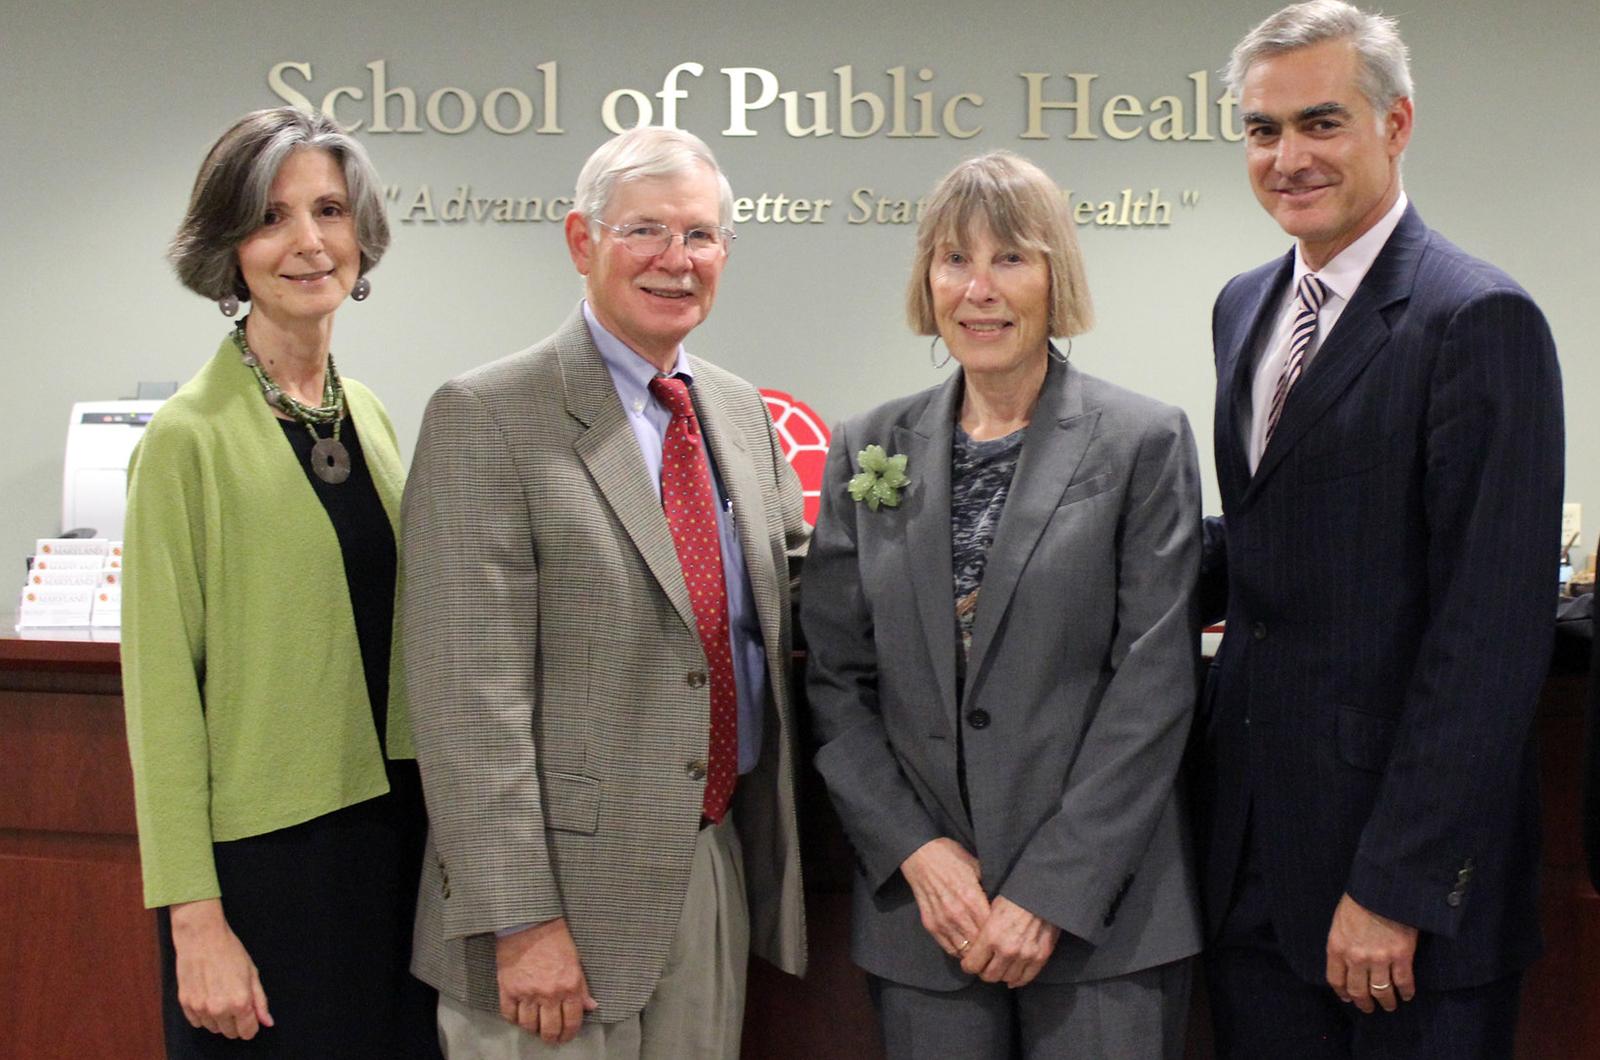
[803,151,1202,1058]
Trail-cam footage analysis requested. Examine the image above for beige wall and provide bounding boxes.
[3,0,1595,572]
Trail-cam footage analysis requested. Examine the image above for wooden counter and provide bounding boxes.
[0,630,164,1059]
[3,631,1593,1058]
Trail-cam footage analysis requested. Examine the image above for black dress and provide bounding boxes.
[157,417,440,1059]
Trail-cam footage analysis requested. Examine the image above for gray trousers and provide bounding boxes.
[869,957,1192,1060]
[438,817,748,1059]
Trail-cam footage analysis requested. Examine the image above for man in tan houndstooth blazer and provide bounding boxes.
[401,127,808,1058]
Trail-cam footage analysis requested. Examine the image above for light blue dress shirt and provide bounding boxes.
[584,301,768,775]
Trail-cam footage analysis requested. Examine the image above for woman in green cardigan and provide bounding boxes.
[122,107,438,1058]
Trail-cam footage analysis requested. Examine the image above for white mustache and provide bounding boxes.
[639,275,695,293]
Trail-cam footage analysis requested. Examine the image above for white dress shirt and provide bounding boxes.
[1245,191,1409,472]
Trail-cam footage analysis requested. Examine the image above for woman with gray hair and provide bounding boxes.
[803,151,1203,1057]
[121,107,438,1057]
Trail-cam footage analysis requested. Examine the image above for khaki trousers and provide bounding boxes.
[438,816,749,1059]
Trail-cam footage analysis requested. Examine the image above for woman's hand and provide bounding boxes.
[169,899,274,1040]
[900,838,991,958]
[959,896,1061,988]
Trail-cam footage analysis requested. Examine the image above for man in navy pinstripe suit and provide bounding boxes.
[1195,2,1564,1055]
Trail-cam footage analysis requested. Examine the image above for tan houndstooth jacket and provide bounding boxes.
[401,307,808,1021]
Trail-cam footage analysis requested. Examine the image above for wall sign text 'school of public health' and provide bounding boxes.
[268,61,1247,143]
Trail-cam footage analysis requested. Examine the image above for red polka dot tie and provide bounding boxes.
[649,375,738,823]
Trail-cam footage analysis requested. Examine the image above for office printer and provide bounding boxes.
[60,400,164,540]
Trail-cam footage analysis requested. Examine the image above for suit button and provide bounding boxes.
[1446,891,1462,907]
[967,709,990,730]
[1252,622,1267,640]
[686,671,707,688]
[686,758,708,781]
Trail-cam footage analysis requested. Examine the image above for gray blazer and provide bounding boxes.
[803,357,1202,990]
[401,307,809,1022]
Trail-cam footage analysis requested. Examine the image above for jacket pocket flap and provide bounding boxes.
[1057,472,1116,508]
[1299,437,1393,483]
[1336,706,1396,773]
[541,771,601,835]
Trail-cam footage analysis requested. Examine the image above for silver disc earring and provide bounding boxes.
[929,335,952,369]
[218,294,240,317]
[351,276,372,302]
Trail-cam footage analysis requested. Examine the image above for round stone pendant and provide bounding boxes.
[310,437,352,484]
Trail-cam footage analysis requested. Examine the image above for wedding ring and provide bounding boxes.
[1370,981,1392,991]
[957,938,971,953]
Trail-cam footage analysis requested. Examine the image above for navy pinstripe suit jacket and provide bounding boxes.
[1195,205,1563,990]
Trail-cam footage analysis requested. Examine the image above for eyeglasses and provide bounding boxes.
[592,219,736,260]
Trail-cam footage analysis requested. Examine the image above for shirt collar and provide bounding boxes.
[1293,190,1408,302]
[582,300,695,402]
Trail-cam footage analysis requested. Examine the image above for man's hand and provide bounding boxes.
[960,896,1061,988]
[169,898,274,1040]
[900,838,991,959]
[496,917,600,1044]
[1325,892,1419,1013]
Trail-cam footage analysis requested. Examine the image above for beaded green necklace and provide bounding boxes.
[233,317,351,484]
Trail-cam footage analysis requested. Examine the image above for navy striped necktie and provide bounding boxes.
[1265,273,1327,445]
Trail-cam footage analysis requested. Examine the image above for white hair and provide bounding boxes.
[573,126,734,228]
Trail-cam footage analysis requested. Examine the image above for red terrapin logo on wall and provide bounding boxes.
[759,389,830,525]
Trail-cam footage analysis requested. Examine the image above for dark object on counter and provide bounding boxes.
[1555,592,1593,667]
[1576,594,1600,893]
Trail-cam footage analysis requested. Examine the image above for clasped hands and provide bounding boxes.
[901,838,1059,988]
[497,916,600,1044]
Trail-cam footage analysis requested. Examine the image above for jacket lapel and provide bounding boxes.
[343,388,404,532]
[1219,253,1293,502]
[1246,207,1425,501]
[691,373,783,656]
[964,358,1095,696]
[898,374,963,730]
[559,310,699,637]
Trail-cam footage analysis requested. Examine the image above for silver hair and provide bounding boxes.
[573,126,734,228]
[169,107,390,302]
[1225,0,1414,112]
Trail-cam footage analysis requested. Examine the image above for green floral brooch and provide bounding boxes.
[848,444,910,511]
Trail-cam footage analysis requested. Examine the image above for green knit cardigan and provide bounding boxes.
[122,336,414,908]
